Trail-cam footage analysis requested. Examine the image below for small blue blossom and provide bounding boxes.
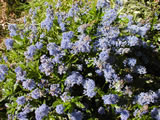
[50,84,61,97]
[124,74,133,83]
[83,78,96,98]
[71,35,91,54]
[16,96,26,105]
[69,110,83,120]
[47,43,60,56]
[55,0,61,8]
[99,50,109,62]
[135,91,158,105]
[102,94,118,104]
[60,92,73,102]
[24,45,37,59]
[77,24,89,33]
[55,104,64,114]
[67,4,79,17]
[35,42,43,49]
[65,71,84,88]
[41,7,54,31]
[31,88,41,99]
[15,66,26,82]
[103,63,120,83]
[96,0,110,9]
[151,108,160,120]
[8,24,17,37]
[61,31,74,49]
[5,39,14,50]
[123,58,137,68]
[0,64,8,81]
[35,104,49,120]
[17,112,27,120]
[125,36,139,47]
[22,79,36,90]
[98,106,105,115]
[116,108,130,120]
[3,56,8,62]
[40,33,45,38]
[135,65,147,74]
[59,22,66,31]
[39,55,54,76]
[102,9,117,26]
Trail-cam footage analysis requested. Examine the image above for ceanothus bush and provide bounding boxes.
[0,0,160,120]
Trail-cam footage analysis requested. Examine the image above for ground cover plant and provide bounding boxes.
[0,0,160,119]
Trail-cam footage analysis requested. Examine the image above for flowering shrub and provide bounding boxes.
[0,0,160,120]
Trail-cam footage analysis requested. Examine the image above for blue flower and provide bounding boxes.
[102,94,118,104]
[3,56,8,62]
[31,88,41,99]
[99,50,109,62]
[60,92,73,102]
[16,96,26,105]
[17,112,27,120]
[103,63,120,83]
[39,55,54,76]
[62,31,74,40]
[55,104,64,114]
[0,74,5,82]
[59,22,66,31]
[151,108,160,120]
[67,4,79,17]
[15,66,26,81]
[41,7,54,31]
[124,74,133,83]
[8,24,17,37]
[96,0,110,9]
[0,64,8,81]
[0,65,8,74]
[71,35,91,54]
[22,79,36,90]
[125,36,139,47]
[65,71,84,88]
[83,79,96,98]
[24,45,37,59]
[123,58,137,68]
[35,42,43,49]
[102,9,117,26]
[116,108,130,120]
[98,106,105,115]
[35,104,49,120]
[135,91,158,105]
[47,43,60,56]
[61,31,74,49]
[69,110,83,120]
[50,84,61,97]
[120,110,130,120]
[5,39,14,50]
[135,65,147,74]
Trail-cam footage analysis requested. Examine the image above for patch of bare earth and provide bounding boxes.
[0,0,25,45]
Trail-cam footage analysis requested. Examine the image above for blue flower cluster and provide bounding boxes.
[16,96,26,105]
[83,78,96,98]
[8,24,17,37]
[41,6,54,31]
[0,64,8,82]
[5,38,14,50]
[35,104,49,120]
[102,94,119,104]
[135,91,158,105]
[55,104,64,114]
